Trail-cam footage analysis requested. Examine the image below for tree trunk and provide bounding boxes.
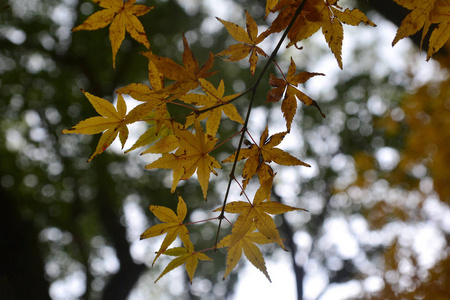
[0,186,50,300]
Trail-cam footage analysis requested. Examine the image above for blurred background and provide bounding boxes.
[1,0,449,299]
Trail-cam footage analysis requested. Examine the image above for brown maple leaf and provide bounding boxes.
[223,126,310,190]
[267,57,324,131]
[269,0,375,69]
[143,36,216,97]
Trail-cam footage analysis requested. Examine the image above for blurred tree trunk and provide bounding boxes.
[0,186,50,300]
[93,160,147,300]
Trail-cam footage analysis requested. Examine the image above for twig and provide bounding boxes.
[214,0,308,249]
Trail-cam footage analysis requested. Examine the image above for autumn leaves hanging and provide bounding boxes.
[393,0,450,60]
[64,0,449,284]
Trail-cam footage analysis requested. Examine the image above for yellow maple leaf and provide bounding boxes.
[267,57,324,131]
[72,0,153,68]
[223,126,310,189]
[125,120,180,159]
[428,19,450,60]
[269,0,375,69]
[139,129,180,155]
[217,224,273,282]
[116,84,170,131]
[214,178,306,251]
[217,10,270,75]
[140,195,190,265]
[116,58,172,131]
[155,240,212,283]
[145,121,221,200]
[393,0,450,60]
[393,0,436,47]
[181,79,244,137]
[62,90,128,161]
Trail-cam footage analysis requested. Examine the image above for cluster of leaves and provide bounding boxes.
[393,0,450,60]
[64,0,450,283]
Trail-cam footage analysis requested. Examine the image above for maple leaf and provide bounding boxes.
[214,177,306,251]
[223,126,310,189]
[267,57,324,131]
[140,195,190,265]
[269,0,375,69]
[116,84,170,131]
[217,224,273,282]
[116,56,177,132]
[72,0,153,68]
[139,129,180,155]
[62,90,128,161]
[217,10,270,75]
[428,19,450,60]
[145,121,221,200]
[181,79,244,137]
[155,240,212,283]
[143,36,216,97]
[393,0,450,60]
[117,52,166,102]
[124,118,180,155]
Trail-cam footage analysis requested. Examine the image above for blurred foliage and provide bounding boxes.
[355,70,450,298]
[375,77,450,203]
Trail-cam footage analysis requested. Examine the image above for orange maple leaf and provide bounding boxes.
[181,79,244,137]
[267,57,324,131]
[393,0,450,60]
[145,121,221,200]
[223,126,310,190]
[62,90,128,161]
[72,0,153,68]
[217,10,270,75]
[140,195,190,265]
[143,36,216,97]
[269,0,375,69]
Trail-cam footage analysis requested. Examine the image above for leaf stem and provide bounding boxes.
[212,128,244,152]
[183,217,219,226]
[167,100,198,111]
[246,129,257,145]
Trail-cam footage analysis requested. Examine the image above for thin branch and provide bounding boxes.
[214,0,308,248]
